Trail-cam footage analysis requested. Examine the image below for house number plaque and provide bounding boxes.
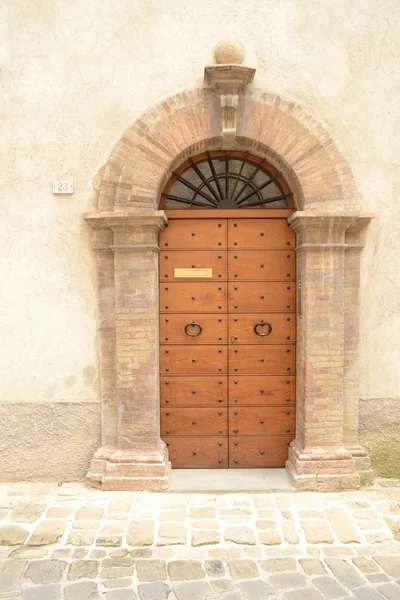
[52,180,74,194]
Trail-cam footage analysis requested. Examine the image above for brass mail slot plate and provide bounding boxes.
[174,268,213,278]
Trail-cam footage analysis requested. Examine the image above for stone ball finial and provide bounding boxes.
[214,40,245,64]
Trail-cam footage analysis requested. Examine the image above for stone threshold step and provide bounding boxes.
[168,468,294,493]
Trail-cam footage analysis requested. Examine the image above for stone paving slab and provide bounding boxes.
[0,480,400,597]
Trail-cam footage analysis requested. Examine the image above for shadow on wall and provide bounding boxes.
[360,397,400,478]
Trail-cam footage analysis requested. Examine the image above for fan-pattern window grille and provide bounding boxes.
[160,151,293,209]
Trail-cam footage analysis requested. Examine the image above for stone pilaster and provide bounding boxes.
[343,224,374,485]
[84,211,171,491]
[91,225,118,449]
[286,212,373,491]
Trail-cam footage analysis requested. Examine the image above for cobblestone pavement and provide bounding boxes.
[1,480,400,599]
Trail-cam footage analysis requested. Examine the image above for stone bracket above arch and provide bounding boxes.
[204,64,255,149]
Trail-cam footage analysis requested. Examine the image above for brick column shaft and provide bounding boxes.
[113,242,161,453]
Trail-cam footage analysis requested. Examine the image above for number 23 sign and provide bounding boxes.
[53,180,73,194]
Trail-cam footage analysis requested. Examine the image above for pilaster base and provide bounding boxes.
[286,439,361,491]
[86,446,171,491]
[346,443,375,486]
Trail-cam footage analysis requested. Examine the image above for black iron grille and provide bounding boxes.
[161,151,292,209]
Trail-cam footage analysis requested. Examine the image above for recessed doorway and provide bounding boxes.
[158,151,296,469]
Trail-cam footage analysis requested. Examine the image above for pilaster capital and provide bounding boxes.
[83,210,168,249]
[83,210,167,232]
[110,244,160,254]
[288,211,374,249]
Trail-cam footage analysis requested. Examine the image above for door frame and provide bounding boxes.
[83,87,374,491]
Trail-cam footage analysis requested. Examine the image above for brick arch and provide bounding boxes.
[96,88,358,214]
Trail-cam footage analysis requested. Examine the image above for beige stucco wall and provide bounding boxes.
[1,0,399,479]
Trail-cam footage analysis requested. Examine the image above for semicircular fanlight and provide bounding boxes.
[160,151,293,209]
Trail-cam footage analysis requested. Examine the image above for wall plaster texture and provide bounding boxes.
[1,0,400,478]
[0,403,101,481]
[360,398,400,478]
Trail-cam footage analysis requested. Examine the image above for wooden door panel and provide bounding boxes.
[229,345,295,375]
[228,219,295,249]
[228,250,295,280]
[229,437,293,467]
[229,376,295,406]
[159,214,297,469]
[161,408,228,436]
[161,376,227,407]
[229,313,296,344]
[159,219,227,250]
[229,407,295,436]
[163,437,228,468]
[160,283,227,313]
[160,250,227,281]
[161,345,228,375]
[228,282,295,312]
[160,314,227,344]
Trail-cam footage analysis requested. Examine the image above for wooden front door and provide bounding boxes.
[159,210,296,468]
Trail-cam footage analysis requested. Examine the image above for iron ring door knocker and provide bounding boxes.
[254,321,272,336]
[185,322,203,337]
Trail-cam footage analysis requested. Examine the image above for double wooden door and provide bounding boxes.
[159,212,296,468]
